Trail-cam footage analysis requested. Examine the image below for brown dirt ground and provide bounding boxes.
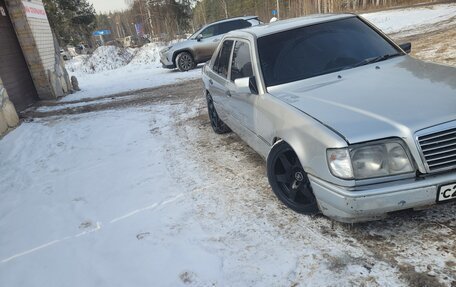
[392,22,456,66]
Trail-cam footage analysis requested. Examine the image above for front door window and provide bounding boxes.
[231,41,253,81]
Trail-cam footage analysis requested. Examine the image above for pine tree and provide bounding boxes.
[43,0,97,46]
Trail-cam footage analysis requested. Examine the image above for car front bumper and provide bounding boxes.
[309,172,456,223]
[160,51,175,69]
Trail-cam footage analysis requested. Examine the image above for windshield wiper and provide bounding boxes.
[352,53,402,68]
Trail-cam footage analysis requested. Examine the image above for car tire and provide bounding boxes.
[176,52,196,72]
[267,141,319,214]
[206,92,231,134]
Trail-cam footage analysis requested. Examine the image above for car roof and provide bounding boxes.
[209,16,258,25]
[227,13,355,38]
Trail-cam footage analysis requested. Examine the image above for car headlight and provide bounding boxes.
[327,140,414,180]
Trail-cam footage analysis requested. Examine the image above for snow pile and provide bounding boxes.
[128,43,163,66]
[66,43,167,74]
[70,46,136,74]
[64,54,89,73]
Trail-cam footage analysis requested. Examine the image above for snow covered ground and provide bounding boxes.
[1,3,456,287]
[63,43,201,102]
[1,80,455,286]
[362,3,456,36]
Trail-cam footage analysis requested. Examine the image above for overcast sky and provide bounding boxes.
[88,0,129,13]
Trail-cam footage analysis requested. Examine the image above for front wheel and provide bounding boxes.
[176,52,195,72]
[206,92,231,134]
[267,141,319,214]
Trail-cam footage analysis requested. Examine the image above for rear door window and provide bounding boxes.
[212,40,234,78]
[231,41,253,81]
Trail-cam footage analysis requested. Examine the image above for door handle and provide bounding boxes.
[209,79,213,85]
[225,91,232,97]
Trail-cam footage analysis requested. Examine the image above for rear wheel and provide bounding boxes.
[267,141,319,214]
[176,52,195,72]
[206,92,231,134]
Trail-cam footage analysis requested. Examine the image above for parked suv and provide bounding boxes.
[160,16,261,72]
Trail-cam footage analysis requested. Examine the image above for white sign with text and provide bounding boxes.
[22,1,48,20]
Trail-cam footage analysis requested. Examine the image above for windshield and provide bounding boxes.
[188,26,204,39]
[258,17,402,87]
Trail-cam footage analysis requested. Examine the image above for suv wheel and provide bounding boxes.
[176,52,195,72]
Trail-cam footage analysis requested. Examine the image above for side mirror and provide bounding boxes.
[196,34,203,42]
[399,42,411,54]
[234,76,258,95]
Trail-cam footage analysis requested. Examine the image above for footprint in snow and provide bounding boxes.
[79,220,93,229]
[73,197,88,204]
[179,271,197,285]
[43,186,54,195]
[136,232,151,240]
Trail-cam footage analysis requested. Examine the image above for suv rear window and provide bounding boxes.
[219,20,251,34]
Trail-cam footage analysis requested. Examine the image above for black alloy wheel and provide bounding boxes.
[176,52,195,72]
[206,92,231,134]
[267,142,319,214]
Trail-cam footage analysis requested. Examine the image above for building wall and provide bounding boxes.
[6,0,70,100]
[6,0,52,99]
[26,0,55,72]
[0,77,20,137]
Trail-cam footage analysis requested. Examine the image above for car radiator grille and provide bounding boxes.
[418,127,456,172]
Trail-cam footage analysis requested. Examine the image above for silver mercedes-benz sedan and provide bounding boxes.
[201,14,456,223]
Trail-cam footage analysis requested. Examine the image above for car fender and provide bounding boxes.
[260,94,354,187]
[172,48,195,65]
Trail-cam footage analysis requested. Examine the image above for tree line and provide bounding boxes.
[96,0,192,41]
[193,0,446,28]
[43,0,447,46]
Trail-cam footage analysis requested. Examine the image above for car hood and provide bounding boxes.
[167,39,193,51]
[268,56,456,144]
